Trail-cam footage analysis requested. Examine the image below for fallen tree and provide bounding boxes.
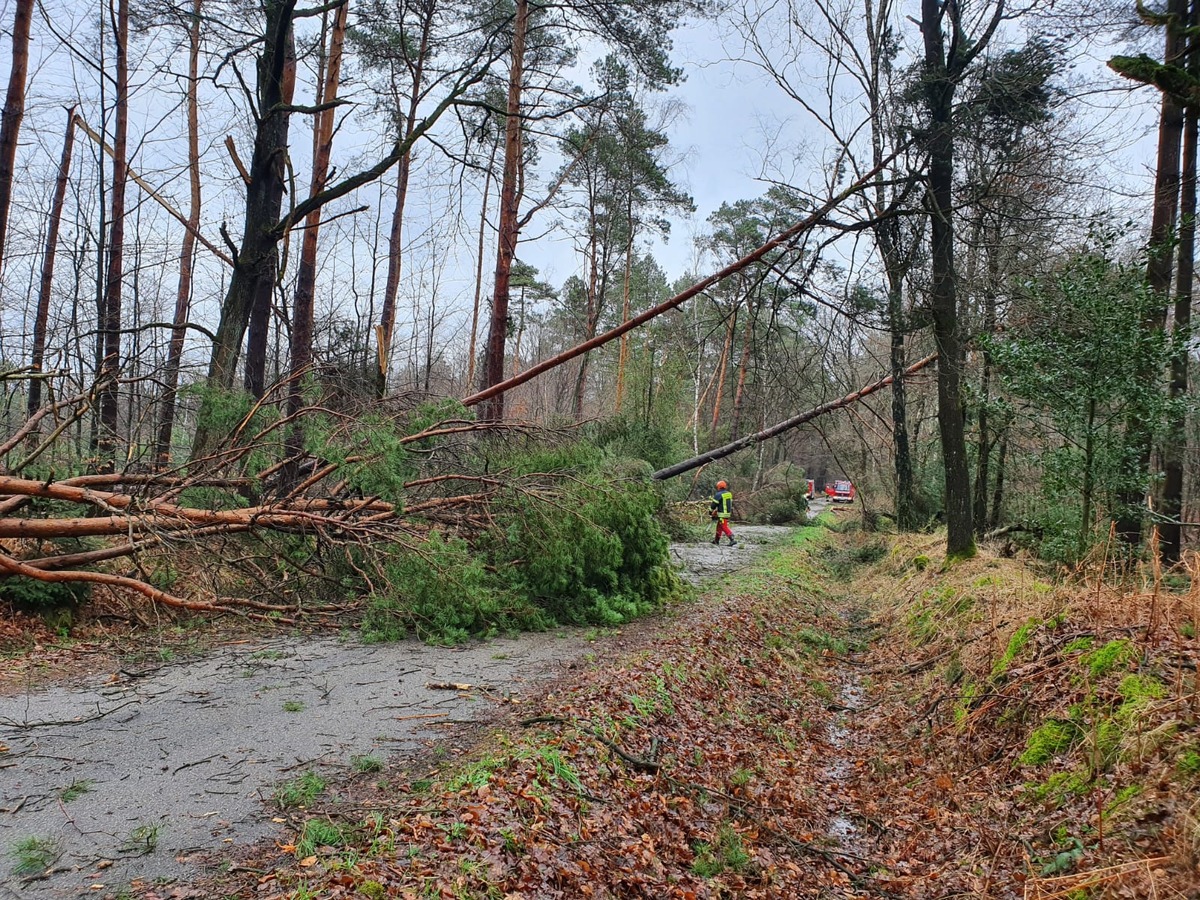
[651,354,938,481]
[460,152,903,413]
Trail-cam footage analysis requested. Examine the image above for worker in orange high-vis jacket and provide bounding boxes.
[710,480,737,546]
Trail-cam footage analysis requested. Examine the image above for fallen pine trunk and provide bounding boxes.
[651,354,937,481]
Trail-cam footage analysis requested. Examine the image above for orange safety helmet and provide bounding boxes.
[716,480,727,489]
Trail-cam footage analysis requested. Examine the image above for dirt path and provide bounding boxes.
[0,526,792,899]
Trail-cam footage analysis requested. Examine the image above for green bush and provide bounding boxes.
[488,472,682,625]
[590,416,687,473]
[363,533,546,644]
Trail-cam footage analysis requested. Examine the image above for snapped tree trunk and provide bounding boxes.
[480,0,529,422]
[28,106,76,419]
[155,0,203,467]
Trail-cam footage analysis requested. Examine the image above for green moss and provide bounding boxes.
[1104,784,1142,819]
[1027,769,1090,805]
[994,618,1039,677]
[1081,639,1137,679]
[953,680,979,726]
[1117,674,1166,702]
[1176,748,1200,777]
[1115,674,1166,726]
[1062,637,1094,654]
[1020,719,1079,766]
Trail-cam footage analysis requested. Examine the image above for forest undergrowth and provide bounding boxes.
[185,524,1200,900]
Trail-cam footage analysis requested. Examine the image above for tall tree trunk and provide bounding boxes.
[97,0,130,470]
[1162,68,1197,563]
[480,0,529,422]
[973,238,1000,535]
[28,106,76,419]
[730,296,753,440]
[888,274,916,529]
[193,1,296,458]
[0,0,33,284]
[375,3,434,398]
[1117,0,1187,549]
[990,429,1007,531]
[573,218,601,421]
[155,0,203,467]
[615,197,635,412]
[286,0,347,467]
[236,2,298,401]
[201,3,296,395]
[710,305,736,445]
[922,0,974,558]
[1080,397,1097,558]
[467,153,496,391]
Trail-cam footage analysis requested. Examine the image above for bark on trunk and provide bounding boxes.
[375,3,434,398]
[199,0,297,413]
[710,307,736,444]
[922,0,974,558]
[155,0,203,467]
[990,429,1007,531]
[1161,1,1197,564]
[1117,0,1187,549]
[480,0,529,422]
[888,277,916,529]
[467,154,495,391]
[730,297,754,441]
[285,0,347,471]
[28,106,76,419]
[97,0,130,470]
[972,242,1000,535]
[0,0,33,282]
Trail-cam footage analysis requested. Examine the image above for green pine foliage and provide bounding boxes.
[361,438,684,643]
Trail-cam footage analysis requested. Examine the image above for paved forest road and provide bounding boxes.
[0,525,793,899]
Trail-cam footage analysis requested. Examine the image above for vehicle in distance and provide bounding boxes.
[824,480,855,503]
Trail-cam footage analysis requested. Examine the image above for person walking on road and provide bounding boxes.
[710,480,737,546]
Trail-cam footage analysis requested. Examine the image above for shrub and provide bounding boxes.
[363,533,546,645]
[488,472,682,625]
